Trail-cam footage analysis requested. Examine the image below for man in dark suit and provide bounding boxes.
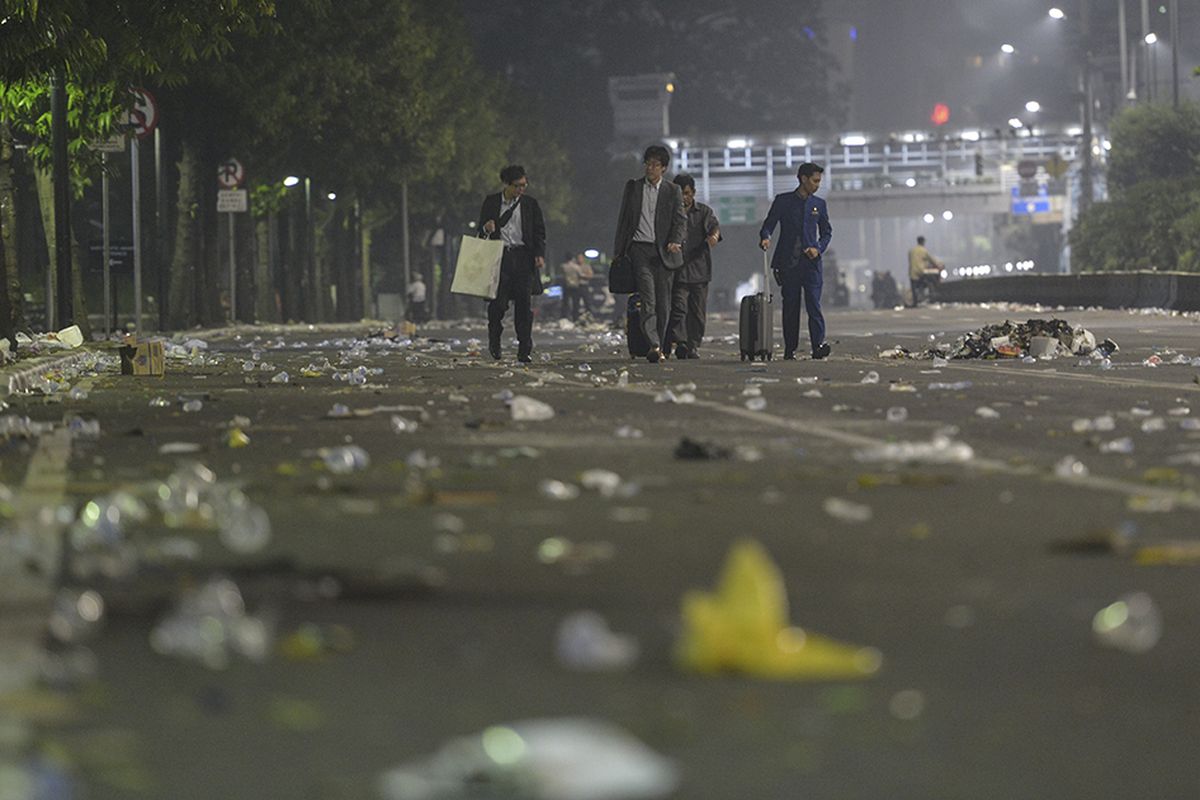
[667,173,721,359]
[759,162,833,360]
[479,164,546,363]
[612,144,687,363]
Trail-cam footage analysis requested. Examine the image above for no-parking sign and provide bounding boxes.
[218,157,245,189]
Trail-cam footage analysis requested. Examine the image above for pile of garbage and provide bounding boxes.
[880,318,1119,360]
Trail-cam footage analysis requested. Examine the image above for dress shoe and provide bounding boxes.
[488,347,501,360]
[783,350,797,360]
[646,348,662,364]
[517,353,532,364]
[686,349,700,359]
[675,344,690,360]
[812,342,831,360]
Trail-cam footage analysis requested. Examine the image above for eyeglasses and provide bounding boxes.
[510,181,529,189]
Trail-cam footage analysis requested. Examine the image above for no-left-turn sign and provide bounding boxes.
[128,87,158,140]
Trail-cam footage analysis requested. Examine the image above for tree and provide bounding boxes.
[1107,102,1200,193]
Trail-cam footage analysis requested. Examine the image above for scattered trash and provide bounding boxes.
[974,406,1000,419]
[159,442,203,455]
[886,407,908,423]
[744,397,767,411]
[854,435,973,464]
[150,575,273,669]
[1092,591,1161,654]
[676,540,882,681]
[881,319,1115,361]
[860,371,880,384]
[556,611,639,671]
[1098,437,1134,454]
[377,718,679,800]
[319,445,371,474]
[1054,456,1089,478]
[614,425,644,439]
[539,479,580,501]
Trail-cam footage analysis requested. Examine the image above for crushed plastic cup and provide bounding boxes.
[1093,591,1161,654]
[271,371,290,384]
[182,399,203,413]
[390,415,419,434]
[150,575,272,669]
[328,403,352,418]
[745,397,767,411]
[217,492,273,554]
[1141,417,1166,433]
[556,611,640,671]
[320,445,371,474]
[614,425,644,439]
[1099,437,1134,454]
[68,386,89,401]
[861,371,880,384]
[886,406,908,423]
[580,469,623,497]
[1054,455,1089,478]
[975,406,1000,419]
[511,395,555,421]
[539,479,580,501]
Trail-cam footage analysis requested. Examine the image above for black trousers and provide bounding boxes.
[630,241,674,350]
[487,248,534,356]
[669,281,708,352]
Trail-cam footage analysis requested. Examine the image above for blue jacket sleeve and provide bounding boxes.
[817,201,832,254]
[759,195,782,240]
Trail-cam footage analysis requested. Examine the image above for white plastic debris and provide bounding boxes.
[975,406,1000,419]
[823,497,873,523]
[511,396,556,421]
[539,479,580,501]
[376,717,679,800]
[854,435,974,464]
[861,371,880,384]
[579,469,623,498]
[556,611,640,671]
[55,325,84,348]
[1092,591,1161,654]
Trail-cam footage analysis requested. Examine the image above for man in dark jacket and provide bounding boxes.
[612,144,686,363]
[759,162,833,360]
[667,173,721,359]
[479,164,546,363]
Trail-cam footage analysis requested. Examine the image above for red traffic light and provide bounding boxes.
[931,103,950,126]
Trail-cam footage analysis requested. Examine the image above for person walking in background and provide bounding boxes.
[479,164,546,363]
[559,252,595,321]
[612,144,686,363]
[907,236,943,307]
[405,274,427,323]
[668,173,721,359]
[759,162,833,360]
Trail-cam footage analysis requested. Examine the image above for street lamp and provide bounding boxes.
[283,175,300,187]
[1048,7,1065,20]
[1025,100,1041,112]
[1000,43,1016,54]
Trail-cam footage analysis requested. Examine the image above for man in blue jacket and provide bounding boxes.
[758,162,833,360]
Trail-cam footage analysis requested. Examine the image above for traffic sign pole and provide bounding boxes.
[102,153,111,337]
[131,139,142,335]
[228,212,236,323]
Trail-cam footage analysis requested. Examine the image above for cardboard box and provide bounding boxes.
[119,339,165,376]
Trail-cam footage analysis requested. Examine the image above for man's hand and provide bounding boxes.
[759,238,770,251]
[706,233,720,248]
[482,219,496,234]
[804,246,820,259]
[534,256,545,269]
[666,242,682,254]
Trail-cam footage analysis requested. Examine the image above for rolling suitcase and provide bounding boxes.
[739,250,774,361]
[626,293,651,358]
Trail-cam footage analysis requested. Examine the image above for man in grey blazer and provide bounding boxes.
[612,144,687,363]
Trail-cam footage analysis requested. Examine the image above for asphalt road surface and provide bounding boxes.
[3,304,1200,800]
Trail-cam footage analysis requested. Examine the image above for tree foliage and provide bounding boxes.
[1107,102,1200,194]
[1071,103,1200,273]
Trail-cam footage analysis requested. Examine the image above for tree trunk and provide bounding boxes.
[0,122,23,343]
[198,171,222,325]
[68,207,91,340]
[167,141,199,329]
[33,167,56,330]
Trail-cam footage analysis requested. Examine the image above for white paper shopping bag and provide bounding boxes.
[450,236,504,300]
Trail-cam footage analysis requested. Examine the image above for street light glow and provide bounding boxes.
[905,178,917,188]
[1025,100,1041,113]
[726,138,748,149]
[942,210,954,221]
[327,192,337,201]
[786,136,808,147]
[1000,43,1015,54]
[583,248,600,259]
[923,213,935,224]
[283,175,300,187]
[1048,7,1065,19]
[1144,32,1157,44]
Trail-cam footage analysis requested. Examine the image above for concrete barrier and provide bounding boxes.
[932,272,1200,311]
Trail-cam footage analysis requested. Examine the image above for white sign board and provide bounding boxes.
[94,134,127,153]
[217,157,245,189]
[217,189,248,213]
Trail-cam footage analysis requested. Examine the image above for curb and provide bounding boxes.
[1,349,104,398]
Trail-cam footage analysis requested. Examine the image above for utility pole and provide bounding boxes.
[1079,0,1094,214]
[1169,0,1180,107]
